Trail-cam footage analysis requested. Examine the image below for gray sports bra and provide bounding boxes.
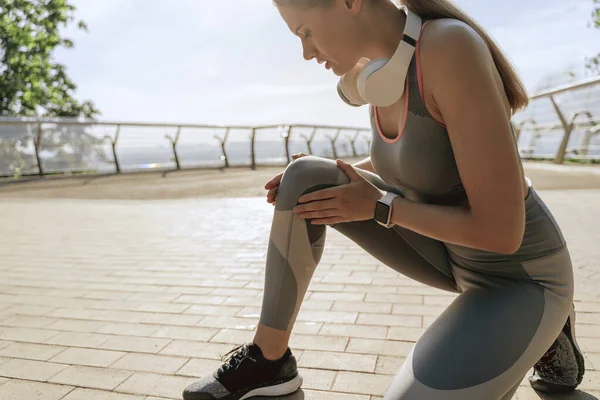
[369,20,467,206]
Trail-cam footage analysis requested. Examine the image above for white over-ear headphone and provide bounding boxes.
[337,5,422,107]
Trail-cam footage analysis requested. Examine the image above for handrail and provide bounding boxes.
[529,76,600,100]
[1,76,599,177]
[0,117,370,132]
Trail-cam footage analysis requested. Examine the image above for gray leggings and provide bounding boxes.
[259,156,574,399]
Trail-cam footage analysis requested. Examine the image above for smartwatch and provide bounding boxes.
[374,192,399,228]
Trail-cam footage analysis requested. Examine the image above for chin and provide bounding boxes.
[330,65,346,77]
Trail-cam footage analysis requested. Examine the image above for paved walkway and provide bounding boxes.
[0,191,599,399]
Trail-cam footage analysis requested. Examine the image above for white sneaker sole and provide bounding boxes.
[240,374,303,399]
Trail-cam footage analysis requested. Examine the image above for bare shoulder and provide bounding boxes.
[419,18,489,51]
[417,18,510,120]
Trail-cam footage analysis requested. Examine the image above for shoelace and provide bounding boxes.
[218,343,257,374]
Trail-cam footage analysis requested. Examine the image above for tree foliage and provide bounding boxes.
[586,0,600,74]
[0,0,106,176]
[0,0,99,117]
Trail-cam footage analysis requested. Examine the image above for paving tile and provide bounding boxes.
[133,303,190,314]
[159,340,235,359]
[97,323,161,337]
[302,390,370,400]
[386,326,426,342]
[290,333,348,352]
[61,388,145,400]
[98,336,172,354]
[0,342,65,361]
[319,323,388,340]
[115,372,197,399]
[48,365,134,390]
[49,347,127,368]
[298,350,377,373]
[1,192,599,399]
[374,355,406,375]
[44,319,109,333]
[45,331,113,348]
[150,326,218,341]
[297,368,337,391]
[110,353,189,374]
[331,301,392,314]
[364,293,424,304]
[175,358,223,377]
[331,372,392,397]
[0,314,58,328]
[183,305,243,316]
[356,313,422,328]
[0,379,73,400]
[0,326,59,342]
[346,338,415,357]
[209,328,255,345]
[195,316,257,330]
[142,313,203,327]
[1,305,57,316]
[0,358,68,381]
[296,310,358,324]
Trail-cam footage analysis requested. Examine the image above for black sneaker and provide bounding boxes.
[182,342,303,400]
[529,304,586,393]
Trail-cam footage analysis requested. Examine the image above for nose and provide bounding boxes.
[302,41,317,61]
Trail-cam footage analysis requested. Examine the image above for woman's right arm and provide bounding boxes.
[352,156,375,174]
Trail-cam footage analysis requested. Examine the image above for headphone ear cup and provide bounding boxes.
[357,58,389,105]
[337,79,362,107]
[336,57,374,107]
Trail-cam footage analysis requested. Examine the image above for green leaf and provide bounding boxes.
[0,0,103,174]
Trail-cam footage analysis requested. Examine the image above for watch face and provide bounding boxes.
[374,201,390,224]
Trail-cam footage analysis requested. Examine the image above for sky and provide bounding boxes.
[52,0,600,128]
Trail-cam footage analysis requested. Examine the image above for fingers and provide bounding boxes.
[298,185,343,204]
[264,172,283,190]
[265,153,308,190]
[266,187,278,204]
[291,152,308,160]
[296,208,341,221]
[293,198,337,215]
[265,153,309,204]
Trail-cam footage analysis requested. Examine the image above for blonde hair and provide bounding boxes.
[274,0,530,114]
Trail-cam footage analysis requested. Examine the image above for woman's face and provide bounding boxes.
[277,0,366,76]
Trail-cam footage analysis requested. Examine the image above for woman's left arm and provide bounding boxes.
[388,21,525,255]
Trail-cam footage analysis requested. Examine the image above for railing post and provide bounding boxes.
[349,129,361,157]
[250,127,257,170]
[174,126,182,170]
[549,96,573,164]
[34,122,44,176]
[300,127,317,154]
[566,111,595,157]
[165,126,183,170]
[214,127,230,168]
[581,124,600,157]
[113,125,121,173]
[326,128,341,159]
[281,125,292,164]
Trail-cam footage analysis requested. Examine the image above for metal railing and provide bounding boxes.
[1,75,599,178]
[0,119,372,177]
[511,75,600,164]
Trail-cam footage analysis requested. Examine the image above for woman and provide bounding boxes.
[182,0,586,399]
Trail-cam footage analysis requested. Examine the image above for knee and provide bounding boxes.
[276,156,347,208]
